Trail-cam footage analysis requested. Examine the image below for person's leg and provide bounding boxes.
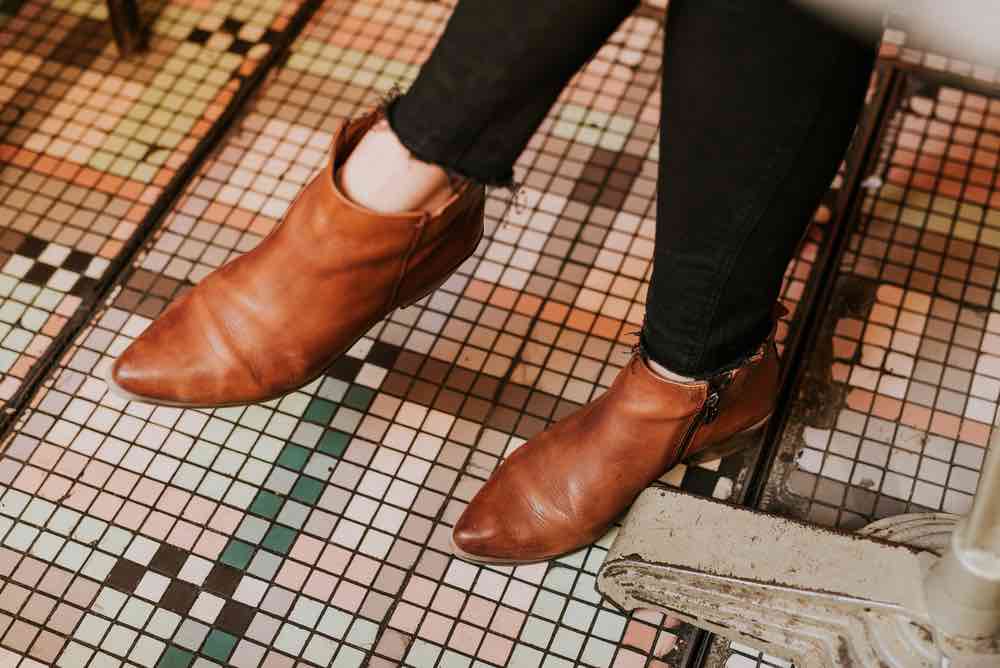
[643,0,878,377]
[385,0,640,185]
[340,0,640,212]
[452,1,879,565]
[109,0,639,407]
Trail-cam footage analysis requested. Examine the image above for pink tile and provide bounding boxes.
[13,466,45,494]
[331,580,366,613]
[0,548,18,579]
[37,567,71,598]
[12,558,45,588]
[209,506,242,534]
[318,544,352,576]
[462,595,496,628]
[613,648,648,668]
[167,520,201,550]
[449,622,483,656]
[417,611,452,644]
[106,469,138,496]
[54,451,87,479]
[184,497,217,523]
[490,606,524,637]
[115,501,149,530]
[21,593,56,624]
[29,629,64,664]
[65,577,98,607]
[90,492,123,521]
[140,511,176,541]
[29,443,63,470]
[345,555,379,586]
[303,570,338,601]
[193,530,226,559]
[289,535,323,564]
[0,583,29,614]
[275,561,308,590]
[477,632,513,665]
[623,620,655,651]
[131,478,164,504]
[157,488,190,514]
[36,474,71,502]
[431,585,465,616]
[3,619,38,652]
[402,576,436,607]
[388,601,422,634]
[81,460,113,487]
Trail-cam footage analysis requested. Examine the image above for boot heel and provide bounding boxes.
[683,415,769,466]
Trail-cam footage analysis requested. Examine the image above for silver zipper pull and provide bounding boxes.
[703,391,721,424]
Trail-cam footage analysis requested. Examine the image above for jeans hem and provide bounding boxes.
[638,325,764,380]
[384,94,518,190]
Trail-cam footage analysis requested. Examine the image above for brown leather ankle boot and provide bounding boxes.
[108,111,485,407]
[451,319,782,565]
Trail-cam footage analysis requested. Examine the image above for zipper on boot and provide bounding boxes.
[676,372,733,461]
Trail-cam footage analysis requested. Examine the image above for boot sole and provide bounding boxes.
[448,415,770,566]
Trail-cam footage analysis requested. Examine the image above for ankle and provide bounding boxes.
[645,356,697,384]
[338,119,454,214]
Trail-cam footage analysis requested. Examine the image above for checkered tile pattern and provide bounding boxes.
[4,1,986,668]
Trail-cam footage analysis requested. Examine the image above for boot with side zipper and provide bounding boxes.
[451,311,783,565]
[107,110,485,407]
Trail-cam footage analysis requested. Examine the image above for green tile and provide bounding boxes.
[343,385,374,411]
[277,444,310,471]
[220,540,254,569]
[263,525,296,554]
[318,430,349,458]
[304,398,337,424]
[157,646,194,668]
[201,629,237,662]
[249,491,283,519]
[290,476,324,505]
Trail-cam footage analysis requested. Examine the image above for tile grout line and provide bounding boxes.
[0,0,328,445]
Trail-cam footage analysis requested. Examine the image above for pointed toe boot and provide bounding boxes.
[451,318,782,565]
[108,111,485,407]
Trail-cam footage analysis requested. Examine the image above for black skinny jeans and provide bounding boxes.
[388,0,877,376]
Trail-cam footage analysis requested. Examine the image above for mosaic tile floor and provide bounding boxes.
[766,80,1000,528]
[731,48,1000,668]
[0,1,956,668]
[0,0,298,405]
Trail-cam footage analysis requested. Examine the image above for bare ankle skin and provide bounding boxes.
[338,119,454,213]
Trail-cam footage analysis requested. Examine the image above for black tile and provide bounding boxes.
[328,355,363,383]
[216,600,255,636]
[187,27,211,44]
[202,563,241,598]
[22,262,56,286]
[105,559,145,593]
[367,341,400,369]
[49,17,110,69]
[680,465,720,497]
[159,579,198,616]
[229,39,252,55]
[149,544,187,578]
[16,236,46,258]
[62,249,92,273]
[69,276,97,298]
[221,17,243,34]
